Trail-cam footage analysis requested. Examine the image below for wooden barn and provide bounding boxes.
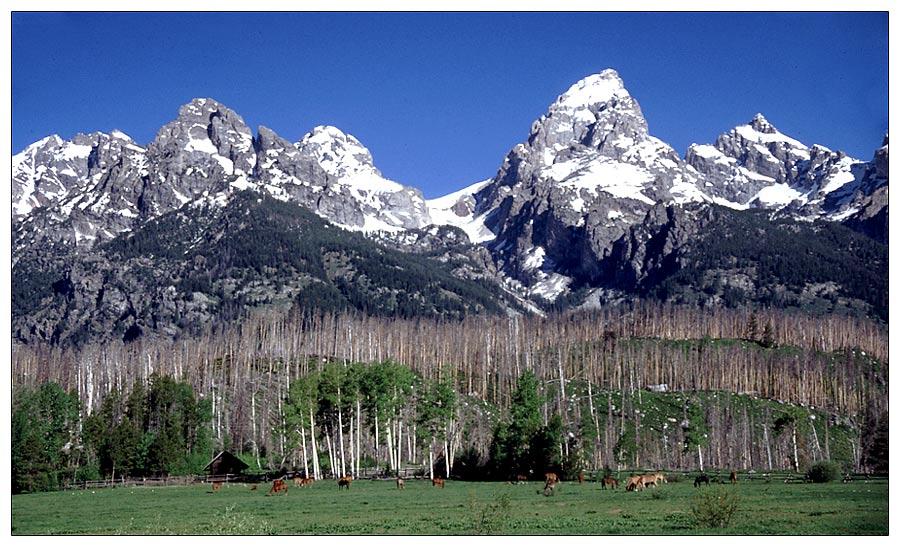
[203,451,249,477]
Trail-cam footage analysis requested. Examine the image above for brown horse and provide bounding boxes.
[600,477,619,490]
[640,474,659,488]
[730,471,737,484]
[625,475,644,492]
[432,477,445,488]
[542,478,556,496]
[397,477,404,490]
[544,472,560,484]
[211,481,223,493]
[268,479,288,496]
[249,485,258,491]
[295,477,314,488]
[515,474,528,484]
[338,476,352,490]
[654,473,668,484]
[577,474,585,484]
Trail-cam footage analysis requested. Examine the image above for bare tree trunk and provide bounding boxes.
[387,425,395,472]
[326,431,335,479]
[396,419,403,469]
[309,408,320,479]
[444,439,450,478]
[374,414,381,472]
[337,387,346,478]
[791,426,799,472]
[587,380,601,470]
[300,426,309,479]
[356,399,362,477]
[251,391,261,470]
[809,415,822,462]
[348,415,355,478]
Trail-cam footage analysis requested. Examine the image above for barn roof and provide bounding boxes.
[203,450,249,473]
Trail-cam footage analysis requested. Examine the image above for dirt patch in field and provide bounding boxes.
[607,508,624,514]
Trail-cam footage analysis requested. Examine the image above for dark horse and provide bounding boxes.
[600,477,619,490]
[694,474,710,487]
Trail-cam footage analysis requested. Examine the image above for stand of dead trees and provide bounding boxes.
[12,303,887,475]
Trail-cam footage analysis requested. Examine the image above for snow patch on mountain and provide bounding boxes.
[426,179,496,243]
[296,125,432,233]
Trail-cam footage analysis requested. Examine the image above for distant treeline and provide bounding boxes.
[11,304,888,492]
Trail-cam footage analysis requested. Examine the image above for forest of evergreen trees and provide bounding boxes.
[11,303,889,493]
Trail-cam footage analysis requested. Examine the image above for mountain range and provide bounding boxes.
[11,69,888,345]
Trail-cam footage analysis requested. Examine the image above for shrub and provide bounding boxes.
[806,460,842,483]
[691,487,739,529]
[468,491,511,534]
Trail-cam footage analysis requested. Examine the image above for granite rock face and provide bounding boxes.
[12,69,889,336]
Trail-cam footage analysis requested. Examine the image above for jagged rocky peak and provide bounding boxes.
[149,97,257,176]
[527,69,650,162]
[874,133,888,179]
[748,112,777,134]
[715,113,811,183]
[296,125,433,232]
[297,125,380,179]
[12,130,148,222]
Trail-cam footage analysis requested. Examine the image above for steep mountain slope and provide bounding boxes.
[454,69,887,306]
[11,191,515,346]
[11,69,889,346]
[685,114,887,222]
[475,71,710,297]
[594,203,888,321]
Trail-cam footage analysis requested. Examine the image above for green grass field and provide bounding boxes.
[11,477,888,535]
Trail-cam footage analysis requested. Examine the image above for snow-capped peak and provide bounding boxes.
[553,69,630,111]
[749,113,776,134]
[296,125,379,180]
[733,114,807,151]
[295,125,432,233]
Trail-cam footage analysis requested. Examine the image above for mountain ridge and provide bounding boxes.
[11,69,888,344]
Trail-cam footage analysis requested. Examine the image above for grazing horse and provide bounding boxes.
[211,481,223,493]
[544,472,560,484]
[640,474,659,488]
[515,474,528,484]
[600,477,619,490]
[338,476,352,490]
[729,471,737,484]
[654,473,668,484]
[625,475,644,492]
[542,479,556,496]
[694,474,710,488]
[577,474,585,484]
[397,477,404,490]
[432,477,445,488]
[268,479,288,496]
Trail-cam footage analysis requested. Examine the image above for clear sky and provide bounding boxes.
[10,10,889,199]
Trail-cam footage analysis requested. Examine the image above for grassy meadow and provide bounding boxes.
[11,475,888,535]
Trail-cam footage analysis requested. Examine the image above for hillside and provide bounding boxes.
[12,191,516,346]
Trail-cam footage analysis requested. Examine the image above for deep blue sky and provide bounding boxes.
[11,11,889,198]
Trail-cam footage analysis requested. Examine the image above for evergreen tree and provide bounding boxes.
[489,370,561,479]
[11,383,81,493]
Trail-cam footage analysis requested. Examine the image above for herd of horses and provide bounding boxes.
[209,470,743,495]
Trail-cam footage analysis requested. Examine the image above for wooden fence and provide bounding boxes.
[60,469,886,491]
